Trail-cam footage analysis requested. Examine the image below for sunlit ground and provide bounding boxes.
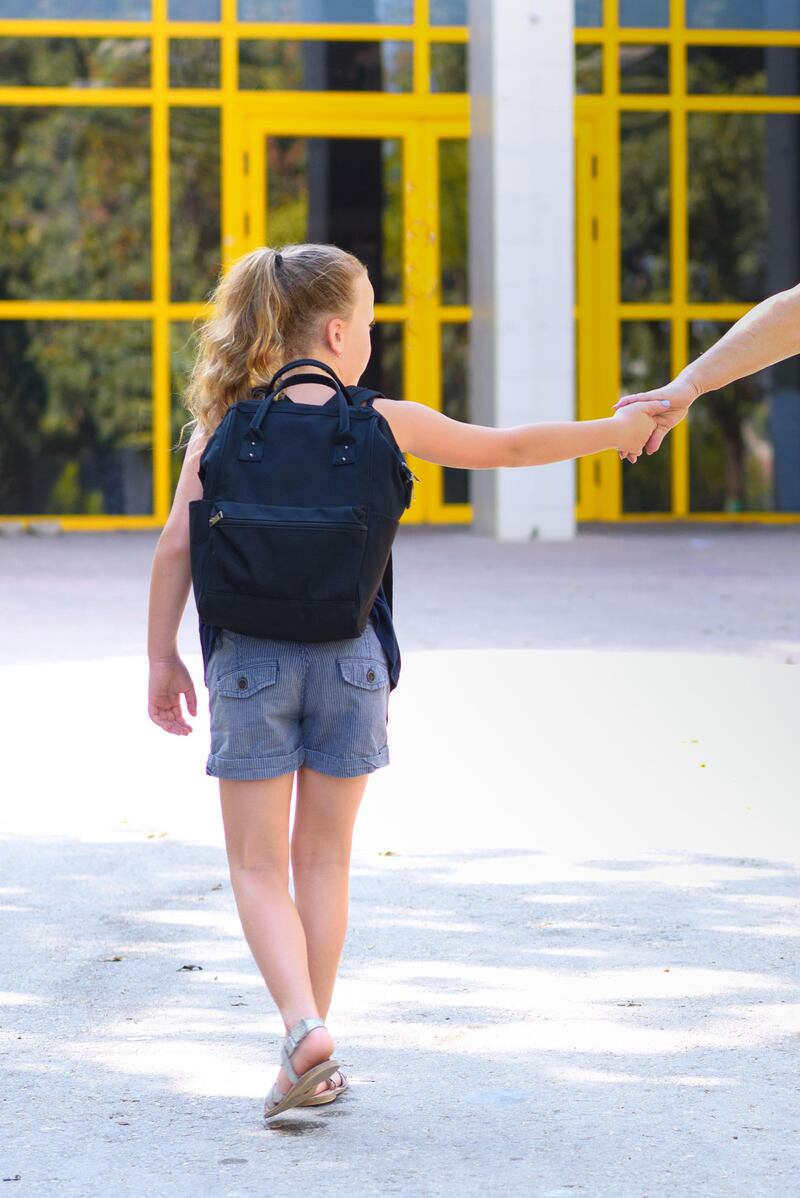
[3,644,796,859]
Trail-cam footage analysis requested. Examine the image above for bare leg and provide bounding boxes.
[219,773,334,1097]
[290,765,370,1095]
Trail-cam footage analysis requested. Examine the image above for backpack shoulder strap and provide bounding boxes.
[348,386,396,610]
[347,386,385,409]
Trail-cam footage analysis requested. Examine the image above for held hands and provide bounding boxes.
[613,377,698,460]
[148,656,197,735]
[611,398,673,460]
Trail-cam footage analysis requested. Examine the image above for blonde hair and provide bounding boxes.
[179,242,366,444]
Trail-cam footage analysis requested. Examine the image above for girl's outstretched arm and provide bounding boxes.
[146,424,207,735]
[373,397,666,467]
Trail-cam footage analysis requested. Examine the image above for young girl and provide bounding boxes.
[146,242,664,1121]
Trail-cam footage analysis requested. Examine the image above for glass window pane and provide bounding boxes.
[575,0,603,26]
[430,0,466,21]
[360,321,403,400]
[619,0,669,24]
[688,46,800,96]
[0,107,150,303]
[0,38,150,87]
[687,0,800,29]
[0,320,152,516]
[441,322,470,505]
[430,42,466,93]
[439,138,468,305]
[0,0,149,14]
[170,0,219,16]
[239,40,412,91]
[620,44,669,93]
[621,322,672,513]
[620,112,670,302]
[169,39,220,88]
[575,44,603,94]
[170,321,200,502]
[265,136,402,304]
[170,108,221,303]
[238,0,413,22]
[689,321,800,513]
[689,114,800,304]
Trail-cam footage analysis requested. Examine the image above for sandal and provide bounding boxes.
[297,1066,349,1106]
[263,1017,341,1121]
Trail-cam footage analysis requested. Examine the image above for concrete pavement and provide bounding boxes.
[1,525,799,1197]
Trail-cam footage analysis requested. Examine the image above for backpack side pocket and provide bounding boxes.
[189,498,216,616]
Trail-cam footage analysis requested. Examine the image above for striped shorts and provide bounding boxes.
[205,619,391,781]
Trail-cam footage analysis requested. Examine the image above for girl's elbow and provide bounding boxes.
[498,431,522,468]
[158,525,190,559]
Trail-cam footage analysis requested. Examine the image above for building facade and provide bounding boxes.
[0,1,798,534]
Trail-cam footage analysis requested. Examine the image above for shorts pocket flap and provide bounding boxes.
[337,658,388,690]
[218,661,278,698]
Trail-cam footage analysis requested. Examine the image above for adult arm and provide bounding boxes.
[614,282,800,456]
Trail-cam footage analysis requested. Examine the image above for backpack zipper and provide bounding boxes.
[209,509,366,532]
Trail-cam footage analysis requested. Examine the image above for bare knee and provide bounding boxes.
[291,843,351,872]
[228,854,289,884]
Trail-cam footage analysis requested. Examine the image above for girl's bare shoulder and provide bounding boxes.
[368,395,517,469]
[370,396,413,446]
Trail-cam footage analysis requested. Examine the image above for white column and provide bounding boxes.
[468,0,575,540]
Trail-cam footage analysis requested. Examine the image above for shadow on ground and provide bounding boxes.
[2,836,798,1196]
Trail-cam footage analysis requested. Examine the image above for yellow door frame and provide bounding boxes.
[575,106,623,521]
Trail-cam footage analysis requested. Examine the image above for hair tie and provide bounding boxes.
[274,252,283,267]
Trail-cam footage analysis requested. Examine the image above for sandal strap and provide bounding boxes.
[281,1016,327,1085]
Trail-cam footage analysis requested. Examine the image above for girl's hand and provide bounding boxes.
[611,399,669,458]
[148,657,197,735]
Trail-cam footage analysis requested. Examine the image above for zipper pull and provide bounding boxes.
[209,509,223,527]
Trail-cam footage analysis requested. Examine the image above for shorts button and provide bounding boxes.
[237,676,248,690]
[366,669,376,682]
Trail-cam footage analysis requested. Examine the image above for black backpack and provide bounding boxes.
[189,358,415,643]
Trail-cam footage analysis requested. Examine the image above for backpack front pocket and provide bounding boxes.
[206,501,368,606]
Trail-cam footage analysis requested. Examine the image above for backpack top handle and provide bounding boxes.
[241,357,357,468]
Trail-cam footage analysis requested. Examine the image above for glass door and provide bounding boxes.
[242,112,470,523]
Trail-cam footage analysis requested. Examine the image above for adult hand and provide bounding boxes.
[148,656,197,735]
[613,377,698,460]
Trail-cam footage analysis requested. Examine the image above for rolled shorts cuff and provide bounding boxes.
[206,747,303,781]
[302,744,390,778]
